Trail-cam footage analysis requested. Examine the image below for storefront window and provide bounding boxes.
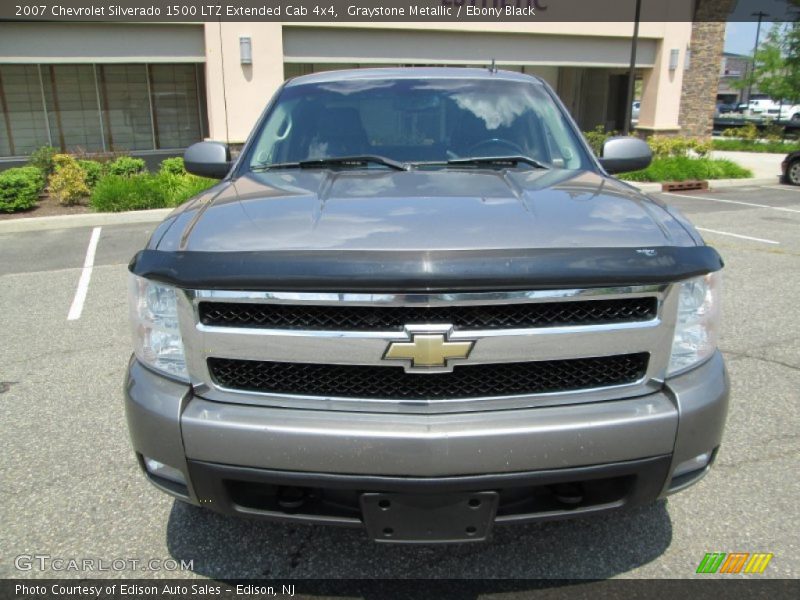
[0,62,207,157]
[0,65,50,156]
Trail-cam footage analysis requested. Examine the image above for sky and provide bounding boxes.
[724,0,795,55]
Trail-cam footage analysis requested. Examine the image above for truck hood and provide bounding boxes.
[156,168,696,252]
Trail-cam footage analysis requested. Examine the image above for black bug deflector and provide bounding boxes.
[128,246,723,292]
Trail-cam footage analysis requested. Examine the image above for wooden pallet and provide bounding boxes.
[661,180,709,192]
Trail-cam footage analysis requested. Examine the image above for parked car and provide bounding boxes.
[631,100,641,121]
[782,151,800,184]
[125,68,728,543]
[777,104,800,122]
[715,102,736,115]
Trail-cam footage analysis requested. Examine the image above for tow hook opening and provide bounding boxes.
[550,483,584,506]
[277,486,308,509]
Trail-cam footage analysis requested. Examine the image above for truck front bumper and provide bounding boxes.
[125,351,728,540]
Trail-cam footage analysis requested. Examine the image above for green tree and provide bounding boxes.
[737,22,800,106]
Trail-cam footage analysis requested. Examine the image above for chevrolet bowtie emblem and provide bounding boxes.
[384,332,475,370]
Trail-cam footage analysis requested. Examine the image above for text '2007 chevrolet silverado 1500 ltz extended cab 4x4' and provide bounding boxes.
[125,68,728,544]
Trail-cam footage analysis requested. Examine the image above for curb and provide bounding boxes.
[707,177,780,189]
[628,176,780,194]
[0,208,173,233]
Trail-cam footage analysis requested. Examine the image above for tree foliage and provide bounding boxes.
[738,22,800,104]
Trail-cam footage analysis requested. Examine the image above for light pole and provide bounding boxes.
[746,11,769,106]
[623,0,642,136]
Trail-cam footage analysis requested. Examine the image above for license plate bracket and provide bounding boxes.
[360,491,498,543]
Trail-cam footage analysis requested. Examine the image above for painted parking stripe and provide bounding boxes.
[763,185,800,193]
[67,227,102,321]
[663,192,800,214]
[696,227,780,245]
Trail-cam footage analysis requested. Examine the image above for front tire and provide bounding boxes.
[791,113,800,123]
[788,159,800,185]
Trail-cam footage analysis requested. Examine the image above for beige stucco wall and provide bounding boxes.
[204,22,284,144]
[637,21,693,133]
[207,19,694,142]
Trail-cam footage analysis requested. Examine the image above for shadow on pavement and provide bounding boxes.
[166,498,672,583]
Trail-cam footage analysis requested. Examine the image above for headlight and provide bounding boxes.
[667,271,722,376]
[128,274,188,382]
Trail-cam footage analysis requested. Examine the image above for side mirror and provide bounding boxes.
[598,136,652,174]
[184,141,232,179]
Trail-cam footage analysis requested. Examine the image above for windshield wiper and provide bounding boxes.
[415,156,549,170]
[253,155,408,171]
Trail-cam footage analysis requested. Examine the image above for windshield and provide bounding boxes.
[245,76,590,170]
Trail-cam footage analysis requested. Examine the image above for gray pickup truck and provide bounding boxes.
[125,68,728,544]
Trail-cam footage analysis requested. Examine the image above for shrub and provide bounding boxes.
[170,174,218,204]
[0,166,45,212]
[28,145,58,178]
[722,122,759,141]
[49,154,90,206]
[77,159,105,189]
[646,135,711,159]
[619,156,752,182]
[107,156,146,177]
[159,156,186,176]
[583,125,616,155]
[711,138,800,153]
[90,174,168,212]
[762,122,785,142]
[90,172,218,212]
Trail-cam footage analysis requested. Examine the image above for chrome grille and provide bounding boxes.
[208,354,649,400]
[178,286,677,413]
[199,297,657,331]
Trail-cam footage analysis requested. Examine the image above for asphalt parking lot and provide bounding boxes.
[1,183,798,581]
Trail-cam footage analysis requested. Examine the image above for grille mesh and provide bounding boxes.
[199,297,657,331]
[207,354,649,400]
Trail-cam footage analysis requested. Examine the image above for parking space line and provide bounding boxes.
[763,185,800,193]
[696,227,779,245]
[67,227,102,321]
[663,192,800,214]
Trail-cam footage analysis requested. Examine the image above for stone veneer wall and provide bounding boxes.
[679,0,737,138]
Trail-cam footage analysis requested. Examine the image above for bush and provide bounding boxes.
[722,122,759,141]
[583,125,616,155]
[762,122,785,142]
[48,154,90,206]
[90,174,168,212]
[107,156,146,177]
[646,135,711,159]
[711,138,800,153]
[28,145,58,178]
[171,174,218,204]
[159,156,186,176]
[77,159,105,189]
[618,156,752,182]
[0,166,45,212]
[90,172,218,212]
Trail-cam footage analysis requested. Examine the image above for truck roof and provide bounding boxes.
[284,67,545,87]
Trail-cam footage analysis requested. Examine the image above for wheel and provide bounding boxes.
[792,113,800,123]
[788,159,800,185]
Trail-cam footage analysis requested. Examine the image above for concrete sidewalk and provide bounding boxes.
[0,208,173,233]
[711,150,785,180]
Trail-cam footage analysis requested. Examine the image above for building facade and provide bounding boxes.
[0,11,722,161]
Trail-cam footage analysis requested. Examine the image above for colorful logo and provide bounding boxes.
[696,552,774,574]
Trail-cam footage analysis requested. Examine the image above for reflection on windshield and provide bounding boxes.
[246,76,588,170]
[452,93,527,130]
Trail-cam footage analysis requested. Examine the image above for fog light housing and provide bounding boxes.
[672,451,712,478]
[143,457,186,485]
